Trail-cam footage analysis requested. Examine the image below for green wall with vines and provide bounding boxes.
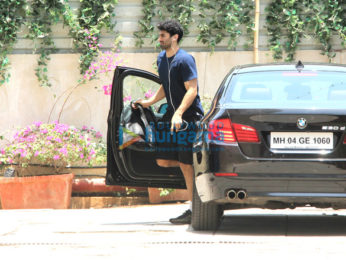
[1,0,345,87]
[1,0,118,87]
[135,0,344,57]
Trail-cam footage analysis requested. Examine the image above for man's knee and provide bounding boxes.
[179,162,193,171]
[157,159,169,167]
[156,159,179,167]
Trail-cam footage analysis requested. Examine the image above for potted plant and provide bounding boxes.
[0,121,106,209]
[148,187,189,204]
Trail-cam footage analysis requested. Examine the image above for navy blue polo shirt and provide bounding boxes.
[157,49,204,120]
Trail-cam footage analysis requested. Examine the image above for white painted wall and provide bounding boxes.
[1,0,345,142]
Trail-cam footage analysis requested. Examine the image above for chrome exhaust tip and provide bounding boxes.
[227,189,237,200]
[237,190,247,200]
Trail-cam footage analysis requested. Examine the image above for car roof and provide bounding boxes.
[234,62,346,73]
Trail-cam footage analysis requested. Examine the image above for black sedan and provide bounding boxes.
[106,62,346,230]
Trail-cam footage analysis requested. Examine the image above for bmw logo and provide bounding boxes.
[297,118,307,129]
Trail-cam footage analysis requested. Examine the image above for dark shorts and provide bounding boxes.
[155,112,200,165]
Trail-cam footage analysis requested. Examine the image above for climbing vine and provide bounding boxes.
[0,0,27,86]
[134,0,195,48]
[1,0,345,87]
[5,0,118,87]
[76,0,118,74]
[134,0,254,51]
[266,0,345,62]
[26,0,68,88]
[133,0,157,47]
[197,0,254,51]
[305,0,346,60]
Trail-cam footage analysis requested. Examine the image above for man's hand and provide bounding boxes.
[131,85,166,110]
[170,111,183,132]
[131,99,152,109]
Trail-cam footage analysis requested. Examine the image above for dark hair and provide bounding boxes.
[157,20,184,43]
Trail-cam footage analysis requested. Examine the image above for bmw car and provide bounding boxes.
[106,62,346,231]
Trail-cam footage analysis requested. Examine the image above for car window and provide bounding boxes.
[223,71,346,108]
[123,75,166,112]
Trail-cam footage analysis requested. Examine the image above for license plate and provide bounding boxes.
[270,132,333,149]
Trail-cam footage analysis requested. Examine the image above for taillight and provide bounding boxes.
[233,123,260,143]
[208,118,260,143]
[208,119,236,143]
[343,135,346,144]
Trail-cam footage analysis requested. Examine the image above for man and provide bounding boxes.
[132,20,204,224]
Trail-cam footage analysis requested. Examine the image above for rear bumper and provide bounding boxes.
[195,173,346,208]
[193,141,346,208]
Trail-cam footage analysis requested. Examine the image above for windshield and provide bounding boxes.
[222,71,346,108]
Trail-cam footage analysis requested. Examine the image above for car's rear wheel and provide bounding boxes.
[191,182,224,231]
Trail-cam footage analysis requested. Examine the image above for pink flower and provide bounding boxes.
[90,149,95,155]
[59,148,68,156]
[55,138,62,143]
[123,95,132,102]
[40,129,48,134]
[34,121,42,128]
[47,136,53,141]
[55,124,69,134]
[95,132,102,138]
[80,154,84,159]
[103,84,112,95]
[34,151,40,156]
[145,89,154,99]
[53,155,60,160]
[0,148,5,155]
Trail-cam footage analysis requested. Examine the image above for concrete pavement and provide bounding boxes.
[1,203,346,259]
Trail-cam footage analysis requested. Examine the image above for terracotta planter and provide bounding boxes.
[0,173,74,209]
[148,188,189,204]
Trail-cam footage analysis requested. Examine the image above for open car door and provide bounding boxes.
[106,66,186,188]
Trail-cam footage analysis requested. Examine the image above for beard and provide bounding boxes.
[159,41,172,50]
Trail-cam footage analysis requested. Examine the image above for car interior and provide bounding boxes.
[328,83,346,100]
[240,84,272,100]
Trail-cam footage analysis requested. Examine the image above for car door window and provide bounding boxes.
[123,75,166,112]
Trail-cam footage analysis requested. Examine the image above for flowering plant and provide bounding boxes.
[82,33,124,95]
[0,122,106,176]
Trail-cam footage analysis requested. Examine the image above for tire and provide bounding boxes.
[191,182,224,231]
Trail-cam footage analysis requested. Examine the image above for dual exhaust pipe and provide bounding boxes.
[226,189,247,200]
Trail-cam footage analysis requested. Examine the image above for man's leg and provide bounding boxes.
[168,162,194,224]
[178,162,194,201]
[156,159,180,168]
[156,160,193,200]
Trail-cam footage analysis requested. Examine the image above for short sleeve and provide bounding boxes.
[180,55,198,82]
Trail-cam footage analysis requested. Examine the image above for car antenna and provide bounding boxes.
[295,60,304,72]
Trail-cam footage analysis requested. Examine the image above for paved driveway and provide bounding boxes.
[1,203,346,259]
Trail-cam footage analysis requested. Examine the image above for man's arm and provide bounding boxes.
[132,85,165,108]
[170,78,198,131]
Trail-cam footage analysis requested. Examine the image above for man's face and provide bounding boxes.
[158,30,176,50]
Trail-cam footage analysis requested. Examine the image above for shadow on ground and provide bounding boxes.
[216,213,346,236]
